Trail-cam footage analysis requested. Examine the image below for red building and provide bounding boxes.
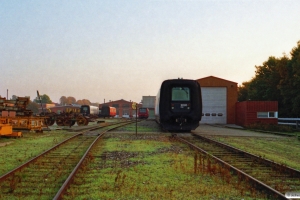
[235,101,278,127]
[196,76,238,124]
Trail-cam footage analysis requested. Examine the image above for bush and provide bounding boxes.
[245,123,294,132]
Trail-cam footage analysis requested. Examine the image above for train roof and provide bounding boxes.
[161,79,200,86]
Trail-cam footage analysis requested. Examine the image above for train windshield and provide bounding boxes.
[171,87,190,101]
[139,108,147,113]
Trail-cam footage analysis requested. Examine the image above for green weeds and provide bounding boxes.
[0,130,76,175]
[246,123,295,133]
[64,135,266,199]
[214,136,300,170]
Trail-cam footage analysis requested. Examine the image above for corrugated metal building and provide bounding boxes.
[196,76,238,124]
[236,101,278,126]
[142,96,155,108]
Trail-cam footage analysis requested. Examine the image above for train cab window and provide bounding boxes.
[139,108,147,113]
[171,87,190,101]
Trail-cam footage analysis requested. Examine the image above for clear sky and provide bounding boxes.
[1,0,300,104]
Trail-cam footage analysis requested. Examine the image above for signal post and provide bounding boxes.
[132,102,137,136]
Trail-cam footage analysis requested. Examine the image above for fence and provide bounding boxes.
[278,118,300,130]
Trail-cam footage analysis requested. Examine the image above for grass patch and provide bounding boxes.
[114,120,161,132]
[212,136,300,170]
[0,130,76,175]
[64,134,266,199]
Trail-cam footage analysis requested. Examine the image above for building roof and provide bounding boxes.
[99,99,137,106]
[197,76,238,84]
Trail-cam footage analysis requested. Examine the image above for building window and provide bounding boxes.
[257,112,268,118]
[268,112,277,118]
[257,112,278,118]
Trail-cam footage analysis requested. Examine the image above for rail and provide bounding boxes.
[0,121,136,199]
[175,135,289,199]
[278,118,300,129]
[53,121,136,200]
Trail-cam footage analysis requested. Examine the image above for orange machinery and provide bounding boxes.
[0,97,47,133]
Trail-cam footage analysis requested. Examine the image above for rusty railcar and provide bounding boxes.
[41,104,99,126]
[0,97,46,132]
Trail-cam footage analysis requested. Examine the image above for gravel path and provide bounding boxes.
[193,124,286,138]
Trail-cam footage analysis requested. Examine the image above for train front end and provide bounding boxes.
[157,79,202,131]
[80,105,90,116]
[138,108,149,119]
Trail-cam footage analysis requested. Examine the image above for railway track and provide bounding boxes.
[0,121,135,199]
[174,133,300,200]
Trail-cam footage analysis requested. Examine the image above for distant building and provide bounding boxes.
[37,103,56,109]
[142,96,155,108]
[141,96,155,119]
[99,99,141,117]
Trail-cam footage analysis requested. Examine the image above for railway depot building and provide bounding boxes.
[196,76,278,126]
[99,99,141,117]
[197,76,237,124]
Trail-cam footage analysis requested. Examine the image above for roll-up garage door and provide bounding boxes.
[200,87,227,124]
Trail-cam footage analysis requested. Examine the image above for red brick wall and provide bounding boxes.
[99,100,141,117]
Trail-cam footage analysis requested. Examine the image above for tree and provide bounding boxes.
[276,55,293,117]
[237,40,300,117]
[66,96,76,104]
[238,81,250,102]
[60,96,67,105]
[76,100,83,105]
[11,95,18,100]
[247,56,282,101]
[82,99,91,105]
[289,41,300,116]
[34,94,52,104]
[27,101,39,114]
[76,99,92,105]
